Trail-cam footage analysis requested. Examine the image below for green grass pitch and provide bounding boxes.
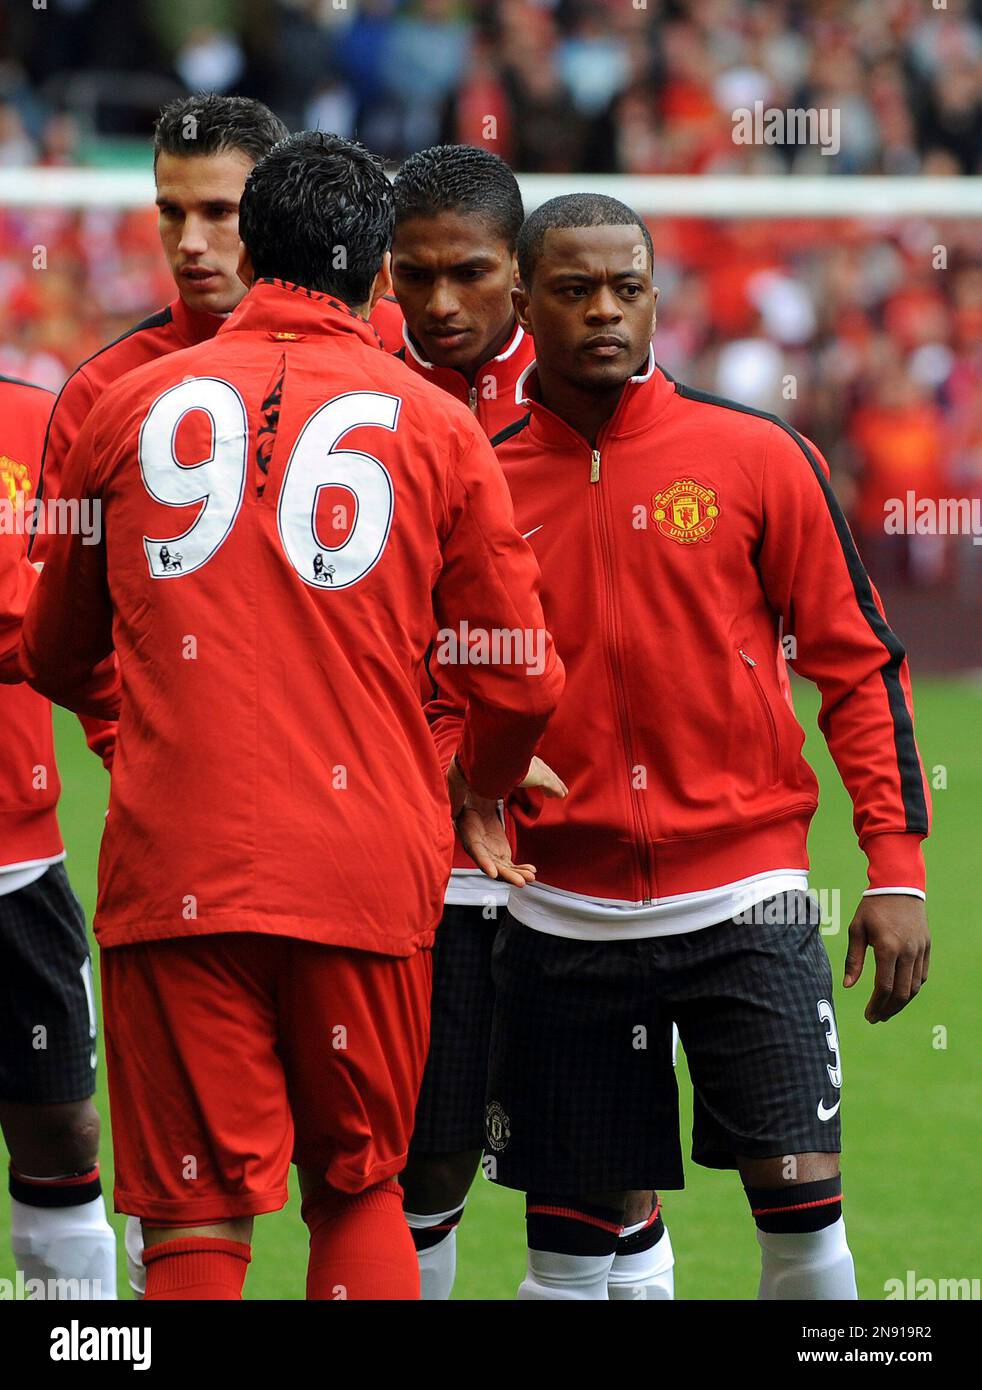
[1,677,978,1300]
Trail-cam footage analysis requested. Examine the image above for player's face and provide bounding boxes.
[155,150,255,315]
[391,211,518,372]
[515,224,657,392]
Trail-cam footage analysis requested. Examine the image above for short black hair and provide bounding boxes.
[153,94,289,171]
[517,194,654,285]
[393,144,524,250]
[238,130,394,306]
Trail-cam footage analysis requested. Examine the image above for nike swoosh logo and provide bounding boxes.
[521,526,543,541]
[817,1098,841,1122]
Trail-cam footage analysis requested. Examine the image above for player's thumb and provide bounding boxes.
[843,915,867,988]
[522,756,568,798]
[539,766,569,798]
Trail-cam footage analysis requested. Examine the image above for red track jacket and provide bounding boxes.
[397,320,535,440]
[0,376,65,866]
[20,280,563,953]
[430,355,930,905]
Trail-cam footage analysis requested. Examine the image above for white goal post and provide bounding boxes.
[0,170,979,218]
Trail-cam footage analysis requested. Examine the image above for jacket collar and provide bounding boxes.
[515,347,677,449]
[216,278,383,348]
[170,293,226,347]
[402,318,529,392]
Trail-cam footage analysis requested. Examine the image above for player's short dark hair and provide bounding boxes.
[153,94,289,171]
[393,144,525,250]
[238,130,394,307]
[517,194,654,285]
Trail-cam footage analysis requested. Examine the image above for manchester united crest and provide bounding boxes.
[651,478,719,545]
[0,455,32,509]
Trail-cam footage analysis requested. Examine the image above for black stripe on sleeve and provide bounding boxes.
[490,412,531,449]
[675,382,928,835]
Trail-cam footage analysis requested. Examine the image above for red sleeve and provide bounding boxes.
[430,424,564,798]
[425,652,465,778]
[29,366,119,758]
[0,534,39,679]
[20,403,120,719]
[30,366,98,561]
[1,388,49,677]
[758,422,930,891]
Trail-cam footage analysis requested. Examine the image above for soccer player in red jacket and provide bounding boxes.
[0,376,120,1297]
[431,195,931,1300]
[391,145,673,1301]
[32,89,294,1298]
[19,132,563,1302]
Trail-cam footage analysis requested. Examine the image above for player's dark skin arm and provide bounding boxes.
[844,893,930,1023]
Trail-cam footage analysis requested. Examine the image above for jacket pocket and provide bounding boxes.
[739,648,780,784]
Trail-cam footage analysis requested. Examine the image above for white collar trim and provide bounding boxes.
[517,343,655,405]
[402,320,525,372]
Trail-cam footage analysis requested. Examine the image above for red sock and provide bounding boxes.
[143,1237,251,1300]
[302,1179,419,1301]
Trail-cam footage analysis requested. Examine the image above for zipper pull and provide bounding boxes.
[468,386,478,413]
[590,448,601,483]
[739,649,756,667]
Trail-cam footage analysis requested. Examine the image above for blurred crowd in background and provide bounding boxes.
[2,0,980,174]
[0,0,979,600]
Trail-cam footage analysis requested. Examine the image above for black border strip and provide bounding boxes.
[490,411,531,449]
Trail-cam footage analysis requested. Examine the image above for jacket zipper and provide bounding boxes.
[593,445,654,903]
[468,385,478,413]
[739,649,780,783]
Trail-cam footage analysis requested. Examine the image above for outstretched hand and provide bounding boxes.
[448,754,567,888]
[843,894,930,1023]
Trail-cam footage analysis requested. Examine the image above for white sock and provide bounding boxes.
[404,1204,463,1301]
[608,1224,675,1300]
[125,1215,145,1298]
[11,1193,117,1299]
[519,1247,616,1300]
[757,1217,858,1300]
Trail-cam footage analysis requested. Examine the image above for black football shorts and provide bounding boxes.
[486,891,842,1193]
[0,862,98,1104]
[410,901,502,1154]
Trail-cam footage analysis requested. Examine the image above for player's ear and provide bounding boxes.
[512,282,532,334]
[237,243,254,290]
[367,252,393,314]
[650,285,659,339]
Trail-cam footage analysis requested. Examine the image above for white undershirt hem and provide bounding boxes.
[507,869,810,940]
[0,851,66,898]
[443,868,510,910]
